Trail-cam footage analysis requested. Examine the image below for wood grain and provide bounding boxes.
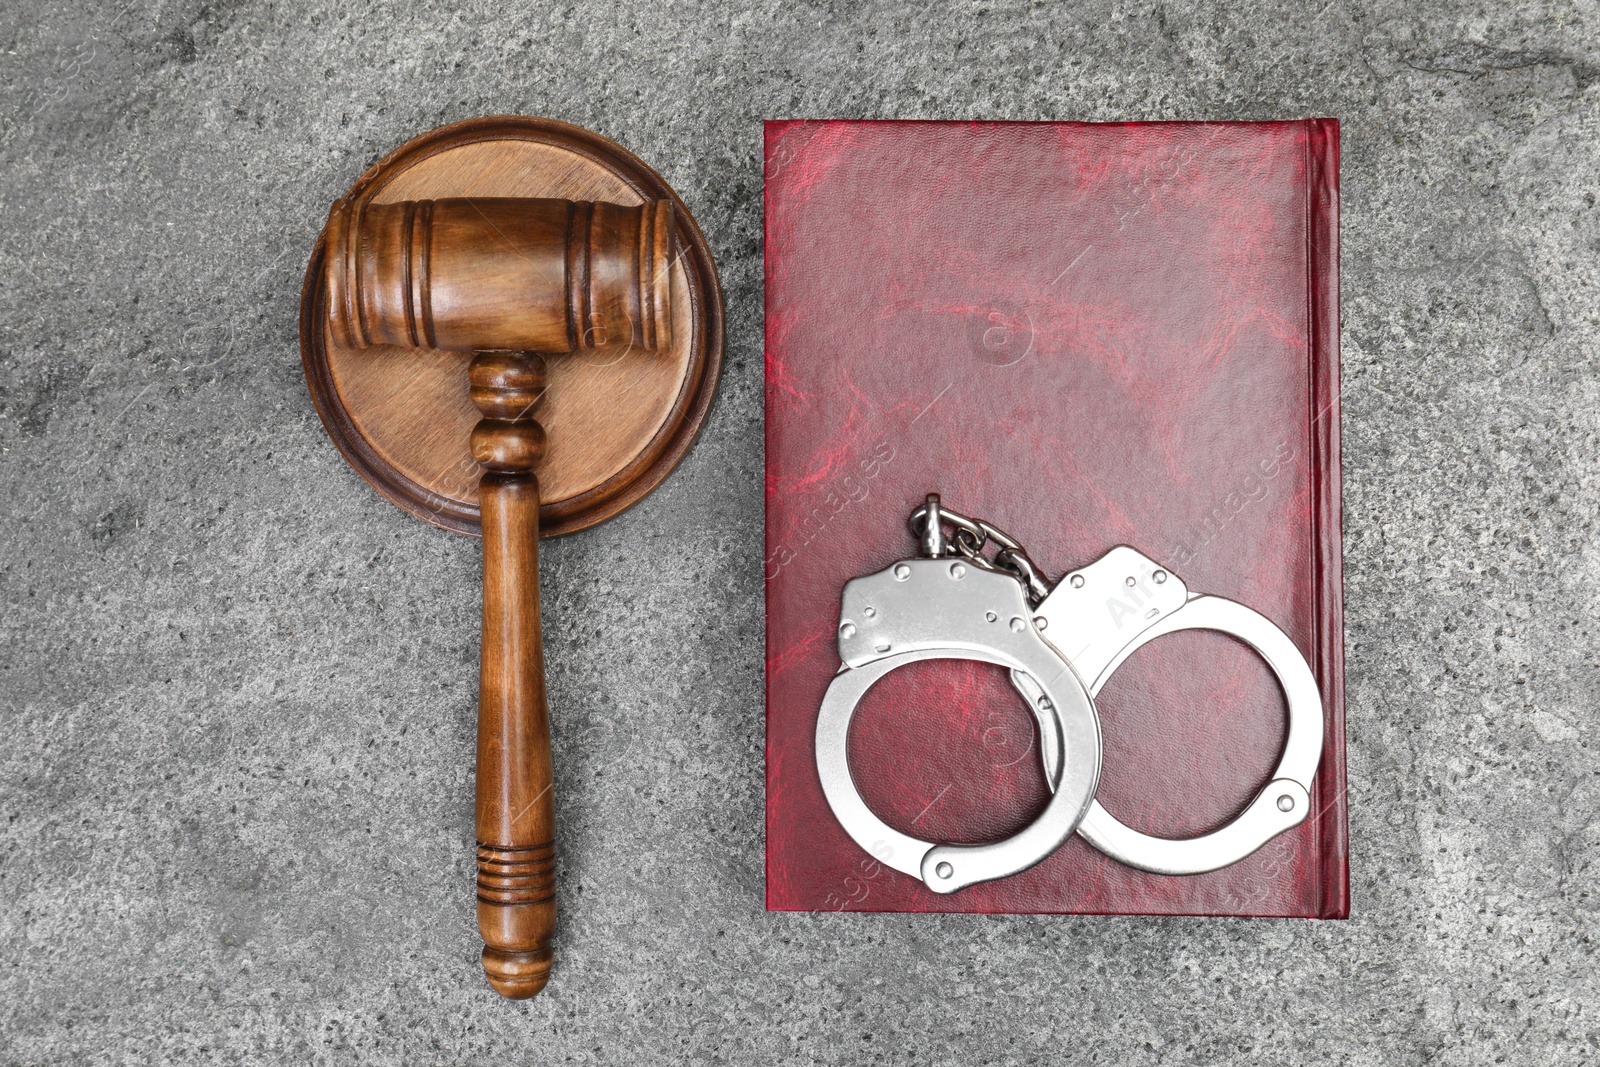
[326,198,671,354]
[471,352,556,1000]
[299,116,723,537]
[298,116,724,1002]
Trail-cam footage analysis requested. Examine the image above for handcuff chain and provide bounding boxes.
[907,494,1051,606]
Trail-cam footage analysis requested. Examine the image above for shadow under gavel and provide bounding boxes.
[324,196,673,998]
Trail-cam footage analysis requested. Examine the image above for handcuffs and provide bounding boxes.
[814,495,1323,893]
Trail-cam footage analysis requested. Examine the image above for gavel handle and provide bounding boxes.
[471,353,555,999]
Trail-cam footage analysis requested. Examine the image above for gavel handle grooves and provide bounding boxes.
[470,352,555,999]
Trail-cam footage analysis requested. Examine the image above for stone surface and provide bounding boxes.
[1,1,1596,1063]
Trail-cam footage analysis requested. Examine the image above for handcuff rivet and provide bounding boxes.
[1009,617,1025,632]
[894,564,911,580]
[1034,616,1048,631]
[864,607,876,617]
[935,862,953,879]
[1277,794,1295,812]
[950,563,967,579]
[1124,575,1137,587]
[1070,574,1085,588]
[1153,570,1168,584]
[840,622,856,639]
[985,611,998,622]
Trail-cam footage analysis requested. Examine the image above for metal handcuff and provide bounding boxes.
[814,494,1323,893]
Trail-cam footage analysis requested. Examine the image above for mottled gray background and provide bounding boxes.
[1,0,1596,1063]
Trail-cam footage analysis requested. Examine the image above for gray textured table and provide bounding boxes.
[2,2,1595,1063]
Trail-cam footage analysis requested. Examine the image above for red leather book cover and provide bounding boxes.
[764,119,1346,917]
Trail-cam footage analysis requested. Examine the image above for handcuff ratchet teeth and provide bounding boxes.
[814,494,1325,892]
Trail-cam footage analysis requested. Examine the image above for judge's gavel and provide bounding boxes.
[324,195,673,998]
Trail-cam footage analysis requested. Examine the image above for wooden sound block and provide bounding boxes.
[299,115,724,537]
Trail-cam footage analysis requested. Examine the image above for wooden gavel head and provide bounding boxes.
[323,196,673,356]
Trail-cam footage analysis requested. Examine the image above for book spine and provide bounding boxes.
[1306,117,1350,920]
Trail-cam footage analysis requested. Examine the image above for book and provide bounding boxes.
[764,119,1346,917]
